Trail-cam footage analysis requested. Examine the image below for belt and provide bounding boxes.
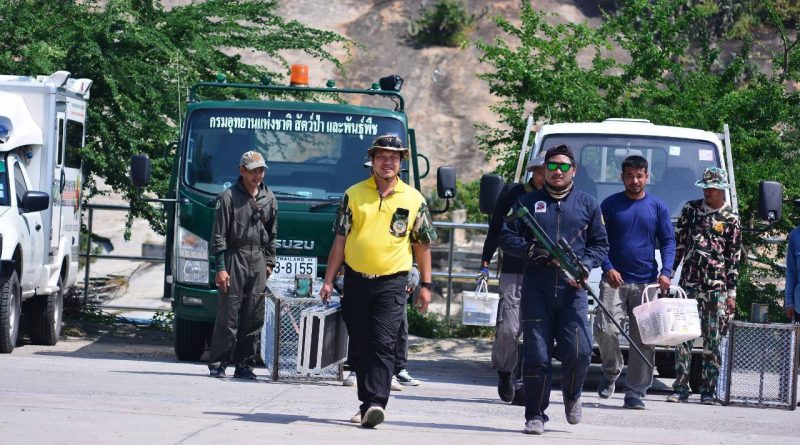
[344,264,407,280]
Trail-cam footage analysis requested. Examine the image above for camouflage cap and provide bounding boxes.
[366,135,409,160]
[240,150,267,170]
[695,167,730,189]
[525,155,545,172]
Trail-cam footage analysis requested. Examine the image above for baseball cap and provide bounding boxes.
[525,155,545,172]
[240,151,267,170]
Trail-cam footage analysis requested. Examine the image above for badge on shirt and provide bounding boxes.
[713,221,724,234]
[390,208,410,237]
[534,201,547,213]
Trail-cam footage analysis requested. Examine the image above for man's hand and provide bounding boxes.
[266,265,273,279]
[605,269,623,288]
[527,245,553,266]
[657,274,671,291]
[319,281,333,304]
[415,287,431,312]
[786,306,795,321]
[476,266,490,284]
[215,271,230,293]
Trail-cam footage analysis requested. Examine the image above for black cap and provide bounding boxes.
[544,144,575,164]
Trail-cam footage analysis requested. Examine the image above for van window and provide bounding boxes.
[65,120,84,169]
[56,119,65,167]
[13,162,28,207]
[0,159,8,206]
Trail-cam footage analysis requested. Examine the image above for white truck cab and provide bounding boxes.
[0,71,92,353]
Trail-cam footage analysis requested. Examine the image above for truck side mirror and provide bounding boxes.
[429,166,457,215]
[131,154,151,187]
[757,181,782,223]
[479,174,504,215]
[22,191,50,213]
[436,166,457,199]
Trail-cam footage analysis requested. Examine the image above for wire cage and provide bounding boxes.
[718,321,799,410]
[261,280,346,381]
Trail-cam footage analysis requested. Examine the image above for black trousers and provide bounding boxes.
[342,267,407,414]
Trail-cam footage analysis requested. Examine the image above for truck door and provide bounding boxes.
[62,99,85,279]
[11,157,44,290]
[50,115,65,260]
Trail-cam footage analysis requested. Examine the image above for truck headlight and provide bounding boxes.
[176,225,209,284]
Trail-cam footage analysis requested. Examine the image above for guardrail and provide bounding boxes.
[80,203,491,322]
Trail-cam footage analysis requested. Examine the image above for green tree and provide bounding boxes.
[476,0,800,319]
[0,0,349,235]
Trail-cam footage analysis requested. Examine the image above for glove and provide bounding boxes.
[527,245,552,266]
[476,266,490,283]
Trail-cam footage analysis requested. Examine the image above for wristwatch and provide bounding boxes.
[419,282,433,290]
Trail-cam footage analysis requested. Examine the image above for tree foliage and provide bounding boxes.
[476,0,800,319]
[0,0,349,235]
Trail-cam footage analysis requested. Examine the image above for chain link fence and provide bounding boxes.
[261,279,344,381]
[718,321,799,409]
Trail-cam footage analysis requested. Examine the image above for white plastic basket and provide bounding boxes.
[632,284,701,346]
[461,280,500,326]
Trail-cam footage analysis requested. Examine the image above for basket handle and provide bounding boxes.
[474,280,489,298]
[641,284,688,304]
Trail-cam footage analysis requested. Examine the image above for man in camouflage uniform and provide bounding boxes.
[319,135,436,428]
[208,150,277,380]
[667,167,741,404]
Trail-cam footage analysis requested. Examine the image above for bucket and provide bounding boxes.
[461,281,500,326]
[632,284,701,346]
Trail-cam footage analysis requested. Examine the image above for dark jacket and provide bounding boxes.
[481,182,533,274]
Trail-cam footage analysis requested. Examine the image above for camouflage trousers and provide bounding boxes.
[673,287,730,396]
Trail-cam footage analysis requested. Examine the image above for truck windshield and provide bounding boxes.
[183,108,405,200]
[539,135,720,218]
[0,158,8,207]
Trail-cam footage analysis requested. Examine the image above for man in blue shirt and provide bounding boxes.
[593,155,675,410]
[785,223,800,323]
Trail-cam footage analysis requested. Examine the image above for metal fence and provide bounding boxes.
[719,321,799,409]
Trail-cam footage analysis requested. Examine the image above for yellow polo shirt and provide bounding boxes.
[333,177,436,276]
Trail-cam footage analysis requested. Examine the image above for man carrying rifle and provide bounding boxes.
[500,144,608,435]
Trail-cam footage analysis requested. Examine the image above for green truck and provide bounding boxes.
[131,69,456,361]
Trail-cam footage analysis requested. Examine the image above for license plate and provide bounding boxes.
[273,256,317,279]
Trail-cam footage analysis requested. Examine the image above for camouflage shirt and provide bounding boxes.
[673,199,742,292]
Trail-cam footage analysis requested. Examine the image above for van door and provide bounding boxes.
[11,157,44,291]
[62,100,85,281]
[50,114,65,262]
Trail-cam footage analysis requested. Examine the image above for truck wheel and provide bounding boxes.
[689,355,703,394]
[28,276,64,346]
[0,271,22,353]
[174,317,208,361]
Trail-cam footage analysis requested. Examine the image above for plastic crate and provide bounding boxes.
[632,285,701,346]
[462,281,500,326]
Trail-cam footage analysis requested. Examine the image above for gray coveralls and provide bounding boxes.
[208,179,277,371]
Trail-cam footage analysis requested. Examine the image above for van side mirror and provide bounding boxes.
[22,191,50,213]
[757,181,782,223]
[131,154,151,187]
[430,166,457,215]
[479,174,504,215]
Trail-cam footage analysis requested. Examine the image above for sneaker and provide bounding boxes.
[208,367,225,378]
[395,369,420,386]
[564,397,582,425]
[623,397,645,409]
[390,375,403,391]
[349,410,361,424]
[233,367,257,380]
[498,371,514,402]
[343,371,357,387]
[361,406,385,428]
[511,382,525,406]
[700,393,716,405]
[666,392,689,403]
[523,417,545,435]
[597,377,615,399]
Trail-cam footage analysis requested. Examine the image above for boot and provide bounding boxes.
[498,371,514,402]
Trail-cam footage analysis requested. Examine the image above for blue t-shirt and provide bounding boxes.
[601,192,675,283]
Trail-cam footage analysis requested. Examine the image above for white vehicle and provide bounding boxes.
[481,117,781,391]
[0,71,92,352]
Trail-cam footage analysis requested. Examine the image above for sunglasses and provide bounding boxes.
[546,162,573,172]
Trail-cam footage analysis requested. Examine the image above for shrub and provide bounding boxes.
[409,0,475,47]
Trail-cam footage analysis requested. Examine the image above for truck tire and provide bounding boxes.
[174,316,208,361]
[28,276,64,346]
[0,271,22,353]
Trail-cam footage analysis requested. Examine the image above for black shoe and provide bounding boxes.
[233,367,257,380]
[208,367,226,378]
[700,393,716,405]
[623,397,645,409]
[511,383,525,406]
[498,372,515,402]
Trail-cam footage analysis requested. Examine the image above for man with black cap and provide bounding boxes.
[319,134,436,429]
[499,144,608,435]
[208,150,277,380]
[479,154,545,403]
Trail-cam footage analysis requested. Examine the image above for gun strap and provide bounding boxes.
[248,195,270,227]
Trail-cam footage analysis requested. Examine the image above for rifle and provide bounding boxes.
[507,204,654,370]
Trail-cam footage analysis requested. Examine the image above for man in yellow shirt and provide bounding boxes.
[320,134,435,428]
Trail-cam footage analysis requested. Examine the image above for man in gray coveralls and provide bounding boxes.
[208,150,277,380]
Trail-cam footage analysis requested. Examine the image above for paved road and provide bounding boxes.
[0,330,797,445]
